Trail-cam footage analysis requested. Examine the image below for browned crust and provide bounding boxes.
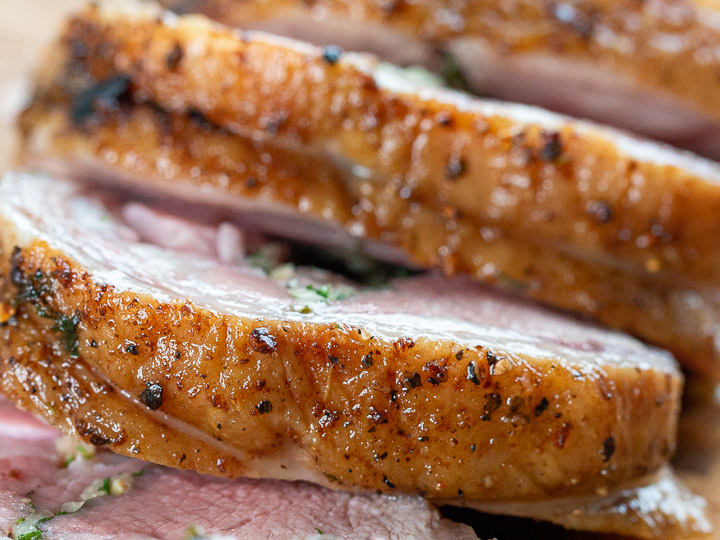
[166,0,720,125]
[45,4,720,287]
[18,94,720,377]
[0,232,681,500]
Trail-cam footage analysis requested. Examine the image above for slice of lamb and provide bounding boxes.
[0,171,682,507]
[0,386,711,539]
[0,398,478,540]
[19,8,720,377]
[156,0,720,159]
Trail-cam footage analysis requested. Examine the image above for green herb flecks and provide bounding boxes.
[289,283,355,313]
[52,313,80,358]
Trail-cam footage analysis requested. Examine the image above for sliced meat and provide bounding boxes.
[0,398,478,540]
[157,0,720,158]
[19,1,720,376]
[0,172,682,506]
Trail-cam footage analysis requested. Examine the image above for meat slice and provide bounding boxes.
[19,0,720,377]
[0,172,682,507]
[157,0,720,159]
[0,398,478,540]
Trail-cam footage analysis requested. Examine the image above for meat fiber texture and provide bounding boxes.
[0,397,478,540]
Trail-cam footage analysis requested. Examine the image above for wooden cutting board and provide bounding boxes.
[0,0,718,536]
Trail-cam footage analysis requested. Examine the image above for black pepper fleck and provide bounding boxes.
[165,42,184,70]
[587,200,613,223]
[540,131,563,162]
[250,327,277,354]
[361,353,374,368]
[535,397,550,417]
[445,156,466,180]
[382,475,396,489]
[466,361,481,385]
[125,342,139,355]
[601,435,616,462]
[322,45,343,64]
[139,382,163,410]
[402,372,422,389]
[256,400,273,414]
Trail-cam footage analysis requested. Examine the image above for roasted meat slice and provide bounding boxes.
[0,398,479,540]
[19,0,720,377]
[1,397,712,540]
[0,172,682,510]
[157,0,720,158]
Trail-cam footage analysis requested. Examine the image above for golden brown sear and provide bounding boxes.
[18,1,720,377]
[0,172,681,504]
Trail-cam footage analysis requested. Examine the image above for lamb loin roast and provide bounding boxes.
[18,0,720,377]
[157,0,720,159]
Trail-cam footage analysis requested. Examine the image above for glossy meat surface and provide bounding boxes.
[0,398,478,540]
[158,0,720,158]
[0,172,682,506]
[19,2,720,376]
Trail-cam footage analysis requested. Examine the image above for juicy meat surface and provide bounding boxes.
[0,172,681,507]
[157,0,720,158]
[0,398,478,540]
[19,0,720,377]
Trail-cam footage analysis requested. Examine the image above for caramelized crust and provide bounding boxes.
[162,0,720,129]
[19,30,720,376]
[0,174,682,502]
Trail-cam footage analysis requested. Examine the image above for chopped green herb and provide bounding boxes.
[289,283,355,313]
[315,528,325,535]
[52,313,80,358]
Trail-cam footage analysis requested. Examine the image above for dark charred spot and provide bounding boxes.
[486,350,498,370]
[375,452,388,461]
[382,475,396,489]
[322,45,343,64]
[140,382,163,410]
[165,42,184,70]
[256,400,273,414]
[402,371,422,390]
[424,361,448,385]
[535,397,550,417]
[455,350,464,361]
[540,131,563,161]
[125,342,139,355]
[457,489,464,497]
[361,353,374,368]
[417,435,429,442]
[470,444,477,452]
[71,75,131,125]
[601,435,616,462]
[89,339,97,348]
[250,327,277,354]
[466,361,481,385]
[74,419,123,446]
[245,176,259,189]
[587,200,613,224]
[481,393,502,421]
[445,156,466,180]
[328,355,339,365]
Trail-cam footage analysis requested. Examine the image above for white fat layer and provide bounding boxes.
[0,172,678,377]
